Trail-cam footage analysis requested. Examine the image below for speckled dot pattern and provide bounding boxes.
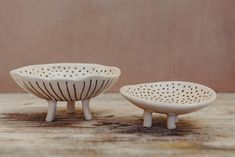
[18,64,116,79]
[123,82,215,104]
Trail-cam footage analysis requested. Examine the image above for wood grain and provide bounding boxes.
[0,93,234,157]
[0,0,235,92]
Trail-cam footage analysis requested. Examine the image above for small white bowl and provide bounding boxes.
[10,63,121,122]
[120,81,216,129]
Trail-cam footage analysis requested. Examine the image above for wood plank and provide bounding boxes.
[0,93,234,157]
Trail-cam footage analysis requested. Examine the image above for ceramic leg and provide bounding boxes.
[143,110,152,127]
[82,99,92,120]
[46,100,57,122]
[167,114,177,129]
[67,101,75,114]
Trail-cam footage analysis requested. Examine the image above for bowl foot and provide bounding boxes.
[167,114,177,129]
[82,99,92,120]
[46,100,57,122]
[67,101,75,114]
[143,110,152,127]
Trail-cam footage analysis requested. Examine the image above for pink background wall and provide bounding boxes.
[0,0,235,92]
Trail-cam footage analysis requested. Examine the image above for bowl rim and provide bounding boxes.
[120,81,217,110]
[10,63,121,82]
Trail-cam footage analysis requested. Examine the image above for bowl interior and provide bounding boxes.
[13,63,120,79]
[122,82,216,105]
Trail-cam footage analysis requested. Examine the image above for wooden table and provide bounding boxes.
[0,93,234,157]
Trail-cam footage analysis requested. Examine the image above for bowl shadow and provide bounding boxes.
[2,110,208,140]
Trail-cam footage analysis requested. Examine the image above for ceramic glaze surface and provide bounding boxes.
[120,81,216,129]
[10,63,121,101]
[10,63,121,122]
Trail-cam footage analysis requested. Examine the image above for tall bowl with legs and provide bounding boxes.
[10,63,121,122]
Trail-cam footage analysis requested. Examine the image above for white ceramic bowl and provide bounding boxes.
[10,63,121,122]
[120,81,216,129]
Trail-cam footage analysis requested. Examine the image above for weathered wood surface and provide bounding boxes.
[0,93,234,157]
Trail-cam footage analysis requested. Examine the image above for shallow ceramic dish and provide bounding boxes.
[10,63,121,122]
[120,81,216,129]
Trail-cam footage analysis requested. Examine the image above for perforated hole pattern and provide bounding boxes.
[18,64,116,79]
[124,82,215,104]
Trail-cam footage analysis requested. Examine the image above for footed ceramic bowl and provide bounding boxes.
[120,81,216,129]
[10,63,121,122]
